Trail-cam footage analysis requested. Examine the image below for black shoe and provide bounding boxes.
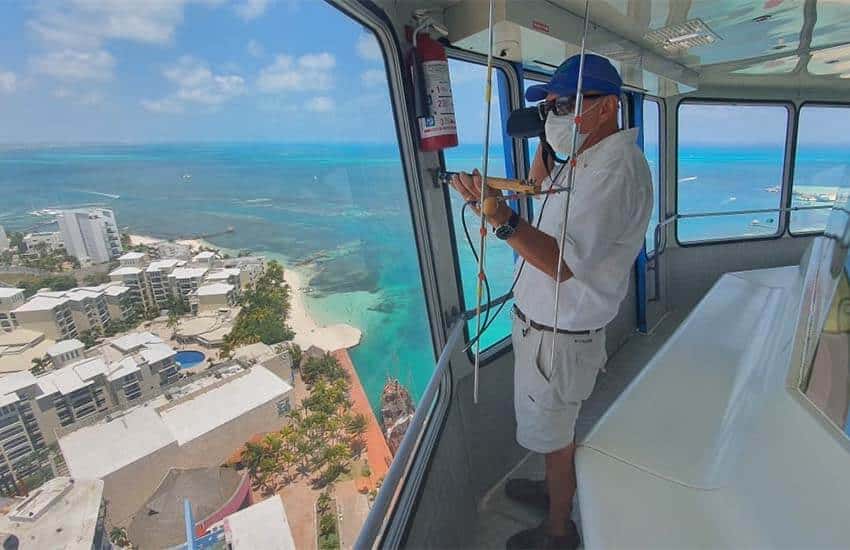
[505,521,580,550]
[505,478,549,511]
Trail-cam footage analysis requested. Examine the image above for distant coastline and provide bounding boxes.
[128,234,362,353]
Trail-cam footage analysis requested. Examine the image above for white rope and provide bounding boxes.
[549,0,592,372]
[473,0,496,404]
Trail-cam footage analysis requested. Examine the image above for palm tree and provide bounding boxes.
[30,355,50,375]
[241,441,265,478]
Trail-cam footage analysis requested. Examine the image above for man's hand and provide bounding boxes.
[449,169,512,226]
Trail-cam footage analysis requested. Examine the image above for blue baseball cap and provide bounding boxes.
[525,53,622,102]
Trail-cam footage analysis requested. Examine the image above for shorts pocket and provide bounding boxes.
[565,334,606,403]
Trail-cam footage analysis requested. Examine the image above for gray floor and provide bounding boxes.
[471,310,688,549]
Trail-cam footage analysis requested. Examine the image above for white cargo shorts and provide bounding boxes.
[512,315,606,454]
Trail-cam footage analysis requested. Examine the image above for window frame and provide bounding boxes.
[443,47,525,364]
[642,95,666,259]
[787,100,850,237]
[673,98,796,247]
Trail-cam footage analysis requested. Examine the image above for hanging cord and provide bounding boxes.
[472,0,496,404]
[548,0,592,372]
[462,149,569,353]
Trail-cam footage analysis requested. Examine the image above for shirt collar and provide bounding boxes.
[579,128,638,166]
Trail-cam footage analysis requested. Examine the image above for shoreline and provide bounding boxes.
[129,233,362,353]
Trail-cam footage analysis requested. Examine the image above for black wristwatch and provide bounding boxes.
[494,210,520,240]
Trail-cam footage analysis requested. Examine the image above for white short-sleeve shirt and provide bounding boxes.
[513,128,653,330]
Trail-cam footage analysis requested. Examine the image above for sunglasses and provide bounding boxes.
[538,94,604,118]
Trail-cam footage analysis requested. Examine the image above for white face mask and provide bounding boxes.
[544,101,601,156]
[545,113,587,156]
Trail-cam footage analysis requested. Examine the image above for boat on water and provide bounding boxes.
[379,377,414,456]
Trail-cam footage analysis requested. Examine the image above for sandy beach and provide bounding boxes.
[129,233,361,353]
[128,234,211,251]
[283,268,362,352]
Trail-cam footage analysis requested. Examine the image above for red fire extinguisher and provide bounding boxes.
[410,31,458,152]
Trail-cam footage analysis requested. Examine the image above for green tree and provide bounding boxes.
[110,527,130,548]
[83,272,110,286]
[79,329,100,349]
[288,342,303,370]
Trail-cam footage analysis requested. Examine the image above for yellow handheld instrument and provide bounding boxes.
[435,170,540,217]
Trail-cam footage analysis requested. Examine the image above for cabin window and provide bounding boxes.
[0,2,433,547]
[789,105,850,234]
[676,102,789,243]
[445,59,514,350]
[643,98,662,255]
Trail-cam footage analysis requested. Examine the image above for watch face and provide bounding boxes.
[495,224,515,240]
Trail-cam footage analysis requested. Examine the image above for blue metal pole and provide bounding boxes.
[184,498,196,550]
[631,92,649,334]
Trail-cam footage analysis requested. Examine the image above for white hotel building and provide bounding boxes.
[57,208,122,265]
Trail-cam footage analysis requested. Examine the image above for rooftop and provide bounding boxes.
[170,266,208,279]
[59,367,290,479]
[119,252,146,260]
[0,477,104,550]
[220,495,296,550]
[12,295,68,313]
[206,268,241,281]
[0,288,23,299]
[195,283,234,297]
[0,329,45,348]
[0,371,38,398]
[109,266,143,276]
[159,366,291,445]
[100,284,130,297]
[111,331,164,353]
[59,407,177,479]
[147,259,184,272]
[106,357,141,381]
[139,343,176,365]
[193,251,217,260]
[46,339,85,357]
[0,334,55,375]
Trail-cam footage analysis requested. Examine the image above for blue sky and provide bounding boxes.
[0,0,847,146]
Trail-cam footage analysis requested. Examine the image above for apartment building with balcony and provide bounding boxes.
[109,266,150,311]
[0,333,182,471]
[0,225,8,252]
[22,232,64,253]
[191,283,237,314]
[168,267,208,305]
[118,251,147,267]
[0,288,25,333]
[46,339,85,368]
[57,208,122,265]
[11,296,77,341]
[145,259,184,309]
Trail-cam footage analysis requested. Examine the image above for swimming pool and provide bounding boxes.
[175,350,206,369]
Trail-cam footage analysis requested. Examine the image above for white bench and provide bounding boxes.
[576,256,850,548]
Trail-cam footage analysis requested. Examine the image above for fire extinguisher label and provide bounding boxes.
[419,60,456,139]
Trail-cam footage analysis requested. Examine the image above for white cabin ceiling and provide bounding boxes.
[423,0,850,96]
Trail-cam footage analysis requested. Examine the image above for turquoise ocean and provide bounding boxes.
[1,142,846,413]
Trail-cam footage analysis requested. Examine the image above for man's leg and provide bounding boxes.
[545,442,576,536]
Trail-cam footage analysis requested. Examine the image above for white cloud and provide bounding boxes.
[32,49,115,81]
[257,52,335,93]
[141,97,184,113]
[0,71,17,93]
[235,0,272,20]
[360,68,385,87]
[247,39,264,58]
[142,56,244,114]
[28,0,197,49]
[305,96,333,112]
[356,32,382,62]
[53,87,105,105]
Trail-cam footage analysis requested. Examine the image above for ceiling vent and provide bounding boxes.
[643,18,720,54]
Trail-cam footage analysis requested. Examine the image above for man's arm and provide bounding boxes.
[451,169,572,283]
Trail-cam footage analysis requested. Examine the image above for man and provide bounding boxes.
[451,54,652,549]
